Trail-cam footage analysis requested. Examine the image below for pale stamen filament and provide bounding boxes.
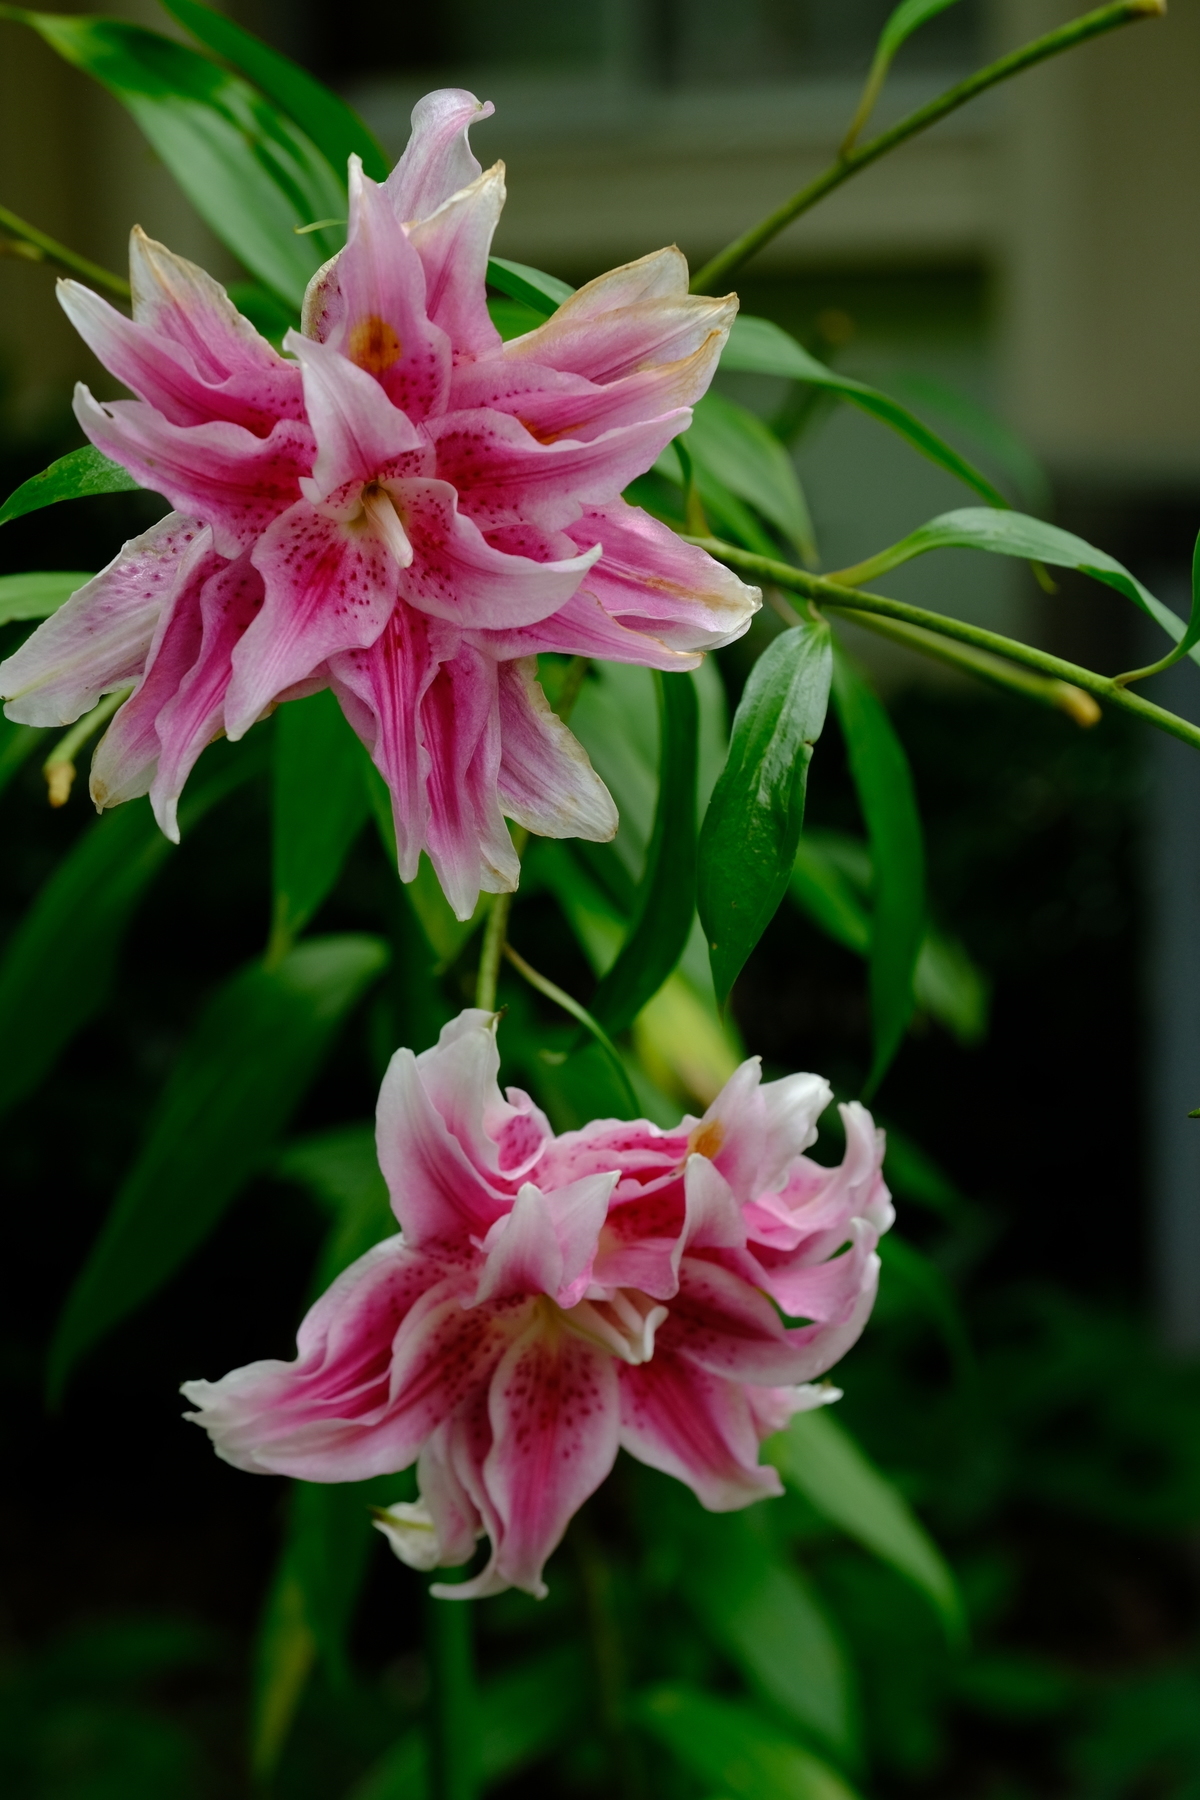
[362,482,414,568]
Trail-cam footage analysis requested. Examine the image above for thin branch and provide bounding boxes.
[690,536,1200,755]
[0,202,130,299]
[689,0,1163,294]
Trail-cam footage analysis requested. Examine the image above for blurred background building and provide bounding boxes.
[3,0,1200,1341]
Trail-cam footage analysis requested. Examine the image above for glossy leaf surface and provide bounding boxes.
[689,391,817,563]
[486,255,572,313]
[588,671,698,1036]
[720,315,1008,508]
[834,506,1196,662]
[161,0,387,180]
[831,648,924,1093]
[769,1407,964,1640]
[271,690,371,959]
[17,9,346,304]
[699,620,832,1008]
[47,933,388,1401]
[0,445,140,528]
[639,1685,862,1800]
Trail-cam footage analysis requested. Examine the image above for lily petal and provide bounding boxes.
[0,514,214,728]
[618,1352,783,1510]
[495,657,617,842]
[420,644,519,918]
[410,164,505,357]
[565,501,761,652]
[385,88,495,223]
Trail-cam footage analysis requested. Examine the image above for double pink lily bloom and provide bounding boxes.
[0,90,759,917]
[183,1010,892,1600]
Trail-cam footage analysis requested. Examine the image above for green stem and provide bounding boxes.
[691,536,1200,754]
[502,942,641,1115]
[769,590,1100,724]
[689,0,1163,293]
[0,201,131,298]
[425,1581,478,1800]
[572,1517,646,1798]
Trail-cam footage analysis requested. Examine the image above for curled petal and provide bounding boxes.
[565,501,760,653]
[385,88,495,223]
[468,584,703,673]
[408,1009,552,1187]
[693,1057,831,1205]
[290,332,427,499]
[618,1353,783,1511]
[73,386,312,558]
[475,1172,617,1308]
[660,1255,830,1385]
[376,1035,511,1248]
[410,165,505,357]
[329,603,453,881]
[421,646,519,919]
[495,658,617,843]
[0,514,213,729]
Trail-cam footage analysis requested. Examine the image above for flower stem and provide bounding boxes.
[691,536,1200,754]
[425,1580,478,1800]
[0,200,131,299]
[689,0,1163,294]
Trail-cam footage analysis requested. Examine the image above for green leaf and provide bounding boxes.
[270,690,371,960]
[486,255,572,314]
[638,1686,863,1800]
[833,505,1196,663]
[830,648,924,1095]
[0,570,94,624]
[47,933,388,1401]
[0,446,140,528]
[684,1510,857,1758]
[720,316,1009,508]
[0,736,266,1116]
[688,392,818,564]
[767,1408,964,1642]
[588,670,698,1036]
[789,835,872,957]
[699,621,832,1009]
[914,927,990,1045]
[16,9,346,305]
[160,0,387,180]
[0,717,41,800]
[877,1233,975,1381]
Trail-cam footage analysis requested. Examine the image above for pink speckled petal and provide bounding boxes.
[420,644,519,918]
[390,477,600,629]
[329,601,453,880]
[565,501,760,653]
[430,407,689,534]
[228,500,401,739]
[0,513,212,728]
[507,253,736,383]
[376,1037,509,1248]
[475,1172,616,1307]
[660,1255,824,1386]
[385,88,495,223]
[149,551,266,839]
[618,1353,783,1511]
[289,332,426,500]
[481,1311,620,1597]
[73,385,311,558]
[467,584,702,672]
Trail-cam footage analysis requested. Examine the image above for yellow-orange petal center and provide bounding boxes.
[348,315,403,375]
[688,1118,725,1160]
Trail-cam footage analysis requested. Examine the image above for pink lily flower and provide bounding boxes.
[0,90,759,918]
[183,1009,892,1600]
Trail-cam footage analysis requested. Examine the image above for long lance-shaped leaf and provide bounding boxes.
[720,316,1009,508]
[842,0,967,151]
[8,8,346,306]
[0,446,141,529]
[47,933,388,1402]
[699,620,832,1010]
[160,0,387,180]
[486,255,572,313]
[638,1686,863,1800]
[587,671,698,1036]
[0,736,267,1116]
[0,571,93,624]
[831,647,924,1096]
[830,505,1200,678]
[688,392,817,564]
[767,1407,965,1644]
[269,690,371,963]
